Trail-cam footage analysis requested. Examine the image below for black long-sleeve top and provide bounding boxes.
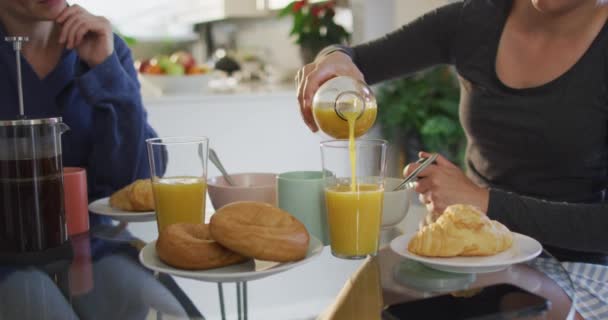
[333,0,608,263]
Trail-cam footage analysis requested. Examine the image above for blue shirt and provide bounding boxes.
[0,27,157,222]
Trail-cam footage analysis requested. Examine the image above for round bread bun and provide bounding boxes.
[156,223,248,270]
[210,201,310,262]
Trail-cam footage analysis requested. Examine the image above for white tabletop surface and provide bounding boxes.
[126,203,426,320]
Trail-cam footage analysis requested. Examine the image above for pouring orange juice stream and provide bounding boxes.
[314,93,383,257]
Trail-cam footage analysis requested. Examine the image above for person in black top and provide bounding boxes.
[296,0,608,265]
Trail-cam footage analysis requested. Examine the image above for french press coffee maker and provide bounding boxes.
[0,37,69,253]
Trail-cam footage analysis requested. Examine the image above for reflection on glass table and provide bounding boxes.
[0,229,202,320]
[0,218,581,320]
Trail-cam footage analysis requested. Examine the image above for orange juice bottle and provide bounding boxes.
[312,76,378,139]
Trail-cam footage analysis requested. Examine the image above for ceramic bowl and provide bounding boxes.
[382,177,412,229]
[207,173,277,210]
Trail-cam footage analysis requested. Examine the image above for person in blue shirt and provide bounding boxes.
[0,0,157,224]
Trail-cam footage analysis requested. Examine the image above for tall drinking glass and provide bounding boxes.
[146,137,209,233]
[321,139,388,259]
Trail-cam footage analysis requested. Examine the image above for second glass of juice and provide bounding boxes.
[146,136,209,233]
[321,139,387,259]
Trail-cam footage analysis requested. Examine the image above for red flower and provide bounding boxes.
[293,0,306,13]
[311,5,323,17]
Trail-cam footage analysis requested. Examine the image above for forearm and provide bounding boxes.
[487,189,608,254]
[321,2,461,84]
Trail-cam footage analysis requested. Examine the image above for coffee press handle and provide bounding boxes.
[57,122,70,134]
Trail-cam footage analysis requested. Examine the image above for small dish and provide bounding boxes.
[390,232,542,274]
[207,172,277,210]
[139,236,323,282]
[88,197,155,222]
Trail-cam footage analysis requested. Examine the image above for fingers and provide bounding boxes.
[67,19,87,49]
[296,64,318,132]
[56,4,81,24]
[418,151,457,168]
[419,192,445,217]
[302,65,335,111]
[58,5,86,47]
[72,23,89,48]
[402,162,419,178]
[57,5,107,49]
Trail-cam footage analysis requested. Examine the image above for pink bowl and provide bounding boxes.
[207,173,277,210]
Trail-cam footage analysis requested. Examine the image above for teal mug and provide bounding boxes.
[277,171,330,245]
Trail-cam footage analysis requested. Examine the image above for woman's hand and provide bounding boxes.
[404,152,490,223]
[56,5,114,67]
[295,51,365,132]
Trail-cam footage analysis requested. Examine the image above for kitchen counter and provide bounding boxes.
[142,82,295,104]
[142,82,399,179]
[143,86,328,179]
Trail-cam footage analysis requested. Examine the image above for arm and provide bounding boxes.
[297,2,463,132]
[488,189,608,254]
[77,36,157,200]
[406,152,608,254]
[326,2,462,84]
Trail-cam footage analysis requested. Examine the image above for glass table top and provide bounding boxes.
[0,207,577,320]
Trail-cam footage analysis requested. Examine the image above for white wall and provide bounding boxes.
[395,0,450,26]
[349,0,449,44]
[350,0,395,44]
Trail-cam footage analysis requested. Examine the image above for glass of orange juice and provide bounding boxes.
[146,136,209,233]
[320,139,388,259]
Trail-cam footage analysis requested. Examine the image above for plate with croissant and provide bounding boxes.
[390,204,542,274]
[89,179,156,222]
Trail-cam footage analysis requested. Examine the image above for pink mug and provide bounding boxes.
[63,167,90,236]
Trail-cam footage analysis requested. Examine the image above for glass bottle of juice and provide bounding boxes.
[312,76,377,139]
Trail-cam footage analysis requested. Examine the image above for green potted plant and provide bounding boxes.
[279,0,350,64]
[376,66,466,166]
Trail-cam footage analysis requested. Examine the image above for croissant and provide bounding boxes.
[109,179,155,211]
[408,204,513,257]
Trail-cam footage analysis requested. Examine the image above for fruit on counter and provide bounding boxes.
[185,65,209,75]
[165,63,185,76]
[170,51,196,69]
[139,60,163,75]
[138,51,210,76]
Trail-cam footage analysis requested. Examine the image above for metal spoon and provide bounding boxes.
[392,153,438,191]
[209,148,236,186]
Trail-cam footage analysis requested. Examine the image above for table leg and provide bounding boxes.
[218,283,226,320]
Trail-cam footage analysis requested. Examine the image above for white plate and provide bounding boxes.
[88,197,156,222]
[390,232,542,274]
[139,236,324,282]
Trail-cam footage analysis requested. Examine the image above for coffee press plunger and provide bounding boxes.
[5,36,28,118]
[0,36,70,253]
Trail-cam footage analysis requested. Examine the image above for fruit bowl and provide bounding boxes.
[137,51,213,95]
[139,73,212,95]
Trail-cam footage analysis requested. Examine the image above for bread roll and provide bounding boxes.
[109,179,154,211]
[210,201,310,262]
[408,204,513,257]
[156,223,248,270]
